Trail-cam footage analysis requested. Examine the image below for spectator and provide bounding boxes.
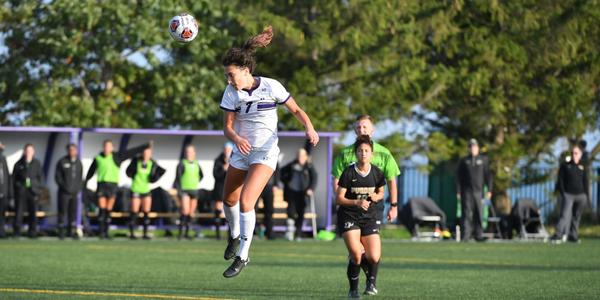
[0,142,12,238]
[552,143,589,243]
[280,148,317,240]
[54,143,83,239]
[455,138,492,242]
[256,165,279,240]
[212,142,233,240]
[126,145,165,240]
[13,143,43,238]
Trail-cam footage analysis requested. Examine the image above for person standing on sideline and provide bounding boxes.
[54,143,83,239]
[256,164,279,240]
[85,139,151,239]
[173,144,203,240]
[13,143,43,238]
[212,142,234,240]
[126,145,165,240]
[0,142,12,238]
[280,148,317,240]
[219,25,319,278]
[552,143,589,243]
[455,138,492,242]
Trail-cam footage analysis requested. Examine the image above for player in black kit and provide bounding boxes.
[337,135,386,298]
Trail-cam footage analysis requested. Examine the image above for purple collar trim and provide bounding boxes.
[242,77,261,96]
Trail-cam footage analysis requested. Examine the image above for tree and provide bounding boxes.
[411,1,600,211]
[0,0,236,128]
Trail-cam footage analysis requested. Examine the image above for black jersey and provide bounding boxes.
[338,163,386,218]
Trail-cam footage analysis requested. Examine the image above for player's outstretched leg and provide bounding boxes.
[361,234,381,296]
[222,167,246,260]
[223,209,255,278]
[223,202,241,260]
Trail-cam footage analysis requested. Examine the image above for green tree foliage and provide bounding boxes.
[1,0,599,198]
[0,0,234,128]
[412,1,600,194]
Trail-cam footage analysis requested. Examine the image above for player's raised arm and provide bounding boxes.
[283,97,319,146]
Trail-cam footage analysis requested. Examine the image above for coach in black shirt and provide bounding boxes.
[456,139,492,241]
[13,143,43,238]
[55,143,83,239]
[553,144,589,243]
[0,142,12,238]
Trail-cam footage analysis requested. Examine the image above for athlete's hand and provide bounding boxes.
[306,129,319,147]
[235,137,252,155]
[356,199,370,211]
[387,206,398,222]
[368,192,381,202]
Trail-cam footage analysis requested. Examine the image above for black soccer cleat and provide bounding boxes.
[224,235,240,260]
[364,282,378,296]
[223,256,248,278]
[348,289,360,298]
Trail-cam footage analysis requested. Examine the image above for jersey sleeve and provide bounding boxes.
[382,152,401,180]
[220,87,238,112]
[377,170,387,188]
[332,146,353,179]
[332,153,345,179]
[338,167,351,189]
[268,79,291,104]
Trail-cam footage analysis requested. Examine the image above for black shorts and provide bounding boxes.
[97,182,118,198]
[337,209,381,236]
[132,192,151,198]
[180,190,199,200]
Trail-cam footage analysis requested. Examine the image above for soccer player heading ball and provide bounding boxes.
[219,25,319,278]
[337,135,386,297]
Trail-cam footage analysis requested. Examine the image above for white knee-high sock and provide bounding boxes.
[224,202,240,238]
[237,210,256,260]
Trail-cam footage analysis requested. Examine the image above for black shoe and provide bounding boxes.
[567,237,581,244]
[224,235,240,260]
[129,235,138,240]
[223,256,248,278]
[364,282,378,296]
[475,236,487,242]
[348,289,360,298]
[142,235,151,240]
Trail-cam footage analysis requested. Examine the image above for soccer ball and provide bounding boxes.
[168,13,198,43]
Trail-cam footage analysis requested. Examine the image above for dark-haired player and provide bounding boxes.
[337,135,386,298]
[332,115,400,291]
[219,25,319,278]
[85,139,151,239]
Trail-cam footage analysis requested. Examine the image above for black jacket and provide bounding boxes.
[0,151,12,199]
[13,157,44,196]
[280,160,317,193]
[456,154,492,195]
[85,143,150,182]
[126,157,165,183]
[55,155,83,194]
[557,160,589,200]
[173,159,203,193]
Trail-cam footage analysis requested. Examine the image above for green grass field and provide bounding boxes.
[1,236,600,299]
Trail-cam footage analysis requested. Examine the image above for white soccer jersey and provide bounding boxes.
[220,76,291,150]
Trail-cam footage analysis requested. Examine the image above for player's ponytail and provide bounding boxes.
[242,25,273,53]
[222,25,273,73]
